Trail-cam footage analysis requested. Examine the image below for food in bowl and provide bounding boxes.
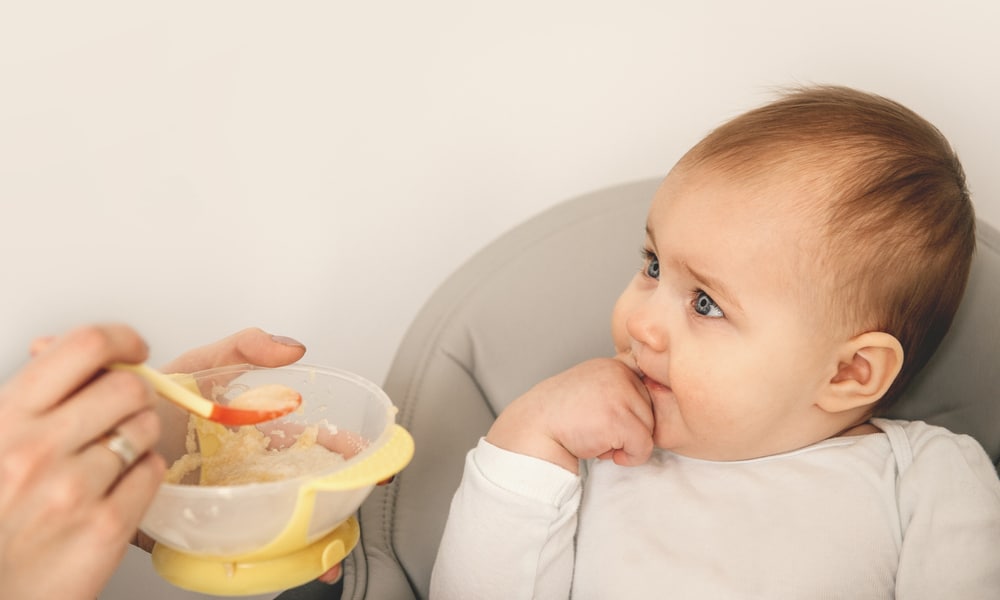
[141,364,399,559]
[164,415,348,486]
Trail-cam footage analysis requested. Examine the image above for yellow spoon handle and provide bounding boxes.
[112,362,215,419]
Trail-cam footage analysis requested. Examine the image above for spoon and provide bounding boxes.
[112,363,302,426]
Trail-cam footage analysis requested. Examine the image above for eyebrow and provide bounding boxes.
[646,225,745,315]
[680,262,744,315]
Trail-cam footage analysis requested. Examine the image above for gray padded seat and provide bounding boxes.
[339,178,1000,600]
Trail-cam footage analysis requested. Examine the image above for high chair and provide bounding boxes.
[283,178,1000,600]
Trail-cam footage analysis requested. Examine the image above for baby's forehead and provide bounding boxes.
[651,164,841,289]
[655,161,836,232]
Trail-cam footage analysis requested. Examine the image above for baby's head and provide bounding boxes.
[613,85,975,459]
[679,85,974,412]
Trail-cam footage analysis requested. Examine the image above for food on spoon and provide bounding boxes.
[228,384,301,413]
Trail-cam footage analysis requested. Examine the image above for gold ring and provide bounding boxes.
[101,430,139,473]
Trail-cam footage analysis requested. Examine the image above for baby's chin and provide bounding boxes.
[649,415,745,461]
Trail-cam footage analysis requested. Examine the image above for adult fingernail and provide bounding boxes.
[271,335,305,348]
[318,564,343,584]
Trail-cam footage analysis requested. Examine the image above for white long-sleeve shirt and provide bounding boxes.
[430,419,1000,599]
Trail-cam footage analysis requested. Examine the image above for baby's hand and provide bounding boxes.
[486,358,654,474]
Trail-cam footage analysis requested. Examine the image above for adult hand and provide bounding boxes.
[159,327,307,375]
[0,324,165,600]
[486,357,655,474]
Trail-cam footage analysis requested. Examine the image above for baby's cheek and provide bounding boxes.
[663,373,717,429]
[610,302,631,353]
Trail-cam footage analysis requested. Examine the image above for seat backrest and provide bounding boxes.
[340,178,1000,600]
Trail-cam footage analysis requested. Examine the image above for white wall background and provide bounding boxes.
[1,1,997,599]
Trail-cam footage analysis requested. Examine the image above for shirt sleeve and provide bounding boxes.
[894,428,1000,598]
[429,438,581,600]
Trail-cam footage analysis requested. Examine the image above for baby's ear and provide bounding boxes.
[817,332,904,413]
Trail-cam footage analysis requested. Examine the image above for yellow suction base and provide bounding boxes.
[151,517,360,596]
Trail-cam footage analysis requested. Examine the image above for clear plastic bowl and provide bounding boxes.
[140,364,397,558]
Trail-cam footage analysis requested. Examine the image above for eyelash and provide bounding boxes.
[692,290,724,318]
[639,247,658,279]
[638,246,725,319]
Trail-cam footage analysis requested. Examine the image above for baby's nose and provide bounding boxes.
[626,301,669,353]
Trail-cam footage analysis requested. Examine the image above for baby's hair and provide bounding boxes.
[680,85,975,411]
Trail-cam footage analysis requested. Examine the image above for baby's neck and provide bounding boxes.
[836,421,882,437]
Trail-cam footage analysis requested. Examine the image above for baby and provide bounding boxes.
[430,86,1000,598]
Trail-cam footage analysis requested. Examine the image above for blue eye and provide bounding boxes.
[642,249,660,279]
[693,291,724,318]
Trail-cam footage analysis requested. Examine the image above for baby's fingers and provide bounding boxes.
[610,441,655,466]
[607,416,656,467]
[611,366,656,466]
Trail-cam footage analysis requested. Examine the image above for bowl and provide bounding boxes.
[140,363,412,567]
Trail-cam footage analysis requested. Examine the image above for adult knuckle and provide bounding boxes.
[89,503,132,544]
[106,371,153,405]
[48,473,89,512]
[66,324,146,364]
[46,408,80,439]
[0,436,52,489]
[0,452,35,491]
[67,325,115,356]
[233,327,267,359]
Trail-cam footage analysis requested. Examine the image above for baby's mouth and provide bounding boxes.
[635,363,670,393]
[621,351,671,393]
[641,374,671,393]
